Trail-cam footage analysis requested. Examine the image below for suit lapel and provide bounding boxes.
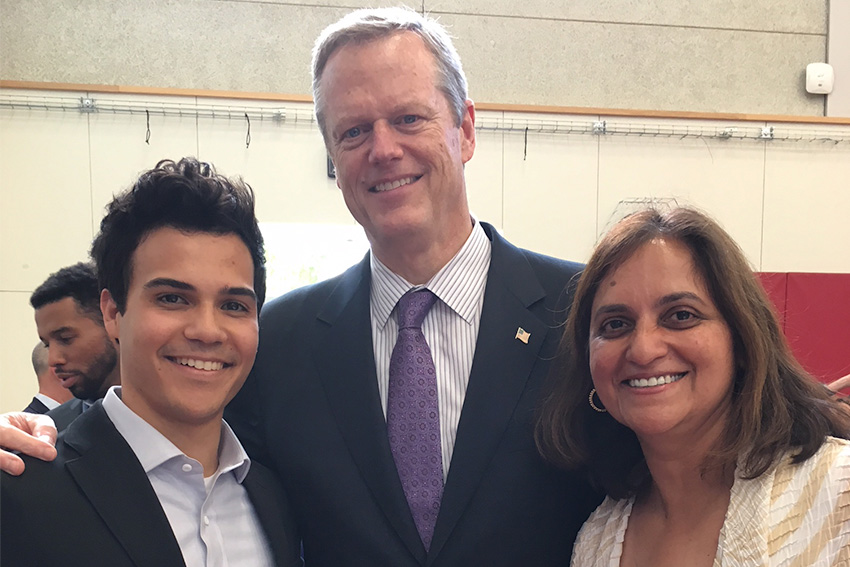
[48,398,85,431]
[244,466,302,567]
[429,227,551,558]
[63,403,186,567]
[312,257,426,562]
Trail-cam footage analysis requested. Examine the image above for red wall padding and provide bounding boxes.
[758,273,850,387]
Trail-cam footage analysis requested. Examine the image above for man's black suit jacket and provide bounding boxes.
[1,401,302,567]
[46,397,85,431]
[227,222,600,567]
[22,396,49,414]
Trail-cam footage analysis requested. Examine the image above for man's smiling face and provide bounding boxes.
[321,32,476,258]
[101,226,259,437]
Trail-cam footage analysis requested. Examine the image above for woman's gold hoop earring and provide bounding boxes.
[589,389,607,413]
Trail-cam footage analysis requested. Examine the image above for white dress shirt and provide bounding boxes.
[370,220,492,478]
[34,393,61,410]
[102,387,274,567]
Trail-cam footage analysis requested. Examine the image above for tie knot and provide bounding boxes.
[397,289,437,329]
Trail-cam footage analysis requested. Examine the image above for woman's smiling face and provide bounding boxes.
[588,237,735,445]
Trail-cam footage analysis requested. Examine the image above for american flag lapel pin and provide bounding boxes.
[515,327,530,344]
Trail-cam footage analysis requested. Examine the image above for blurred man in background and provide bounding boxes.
[22,342,72,414]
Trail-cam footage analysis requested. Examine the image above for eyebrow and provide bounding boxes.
[334,103,429,132]
[145,278,193,291]
[592,291,707,318]
[224,287,258,302]
[592,304,628,318]
[144,278,257,302]
[47,326,74,338]
[657,291,706,307]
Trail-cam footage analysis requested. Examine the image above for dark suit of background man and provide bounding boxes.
[226,7,599,566]
[2,158,301,567]
[23,342,72,414]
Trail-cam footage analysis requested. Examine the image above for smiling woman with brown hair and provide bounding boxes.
[536,207,850,566]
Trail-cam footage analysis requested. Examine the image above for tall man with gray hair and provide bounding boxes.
[226,7,598,565]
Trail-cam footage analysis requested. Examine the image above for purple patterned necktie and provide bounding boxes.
[387,288,443,551]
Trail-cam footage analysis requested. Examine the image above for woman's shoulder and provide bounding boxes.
[571,496,633,566]
[821,436,850,469]
[814,435,850,454]
[773,436,850,485]
[819,435,850,458]
[764,436,850,564]
[768,436,850,512]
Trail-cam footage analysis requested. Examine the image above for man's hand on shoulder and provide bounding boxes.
[827,373,850,394]
[0,412,58,475]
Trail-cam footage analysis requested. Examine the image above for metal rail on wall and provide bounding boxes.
[0,92,318,124]
[473,116,849,143]
[1,91,849,144]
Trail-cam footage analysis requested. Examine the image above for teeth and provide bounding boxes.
[177,358,224,371]
[374,177,416,192]
[628,373,685,388]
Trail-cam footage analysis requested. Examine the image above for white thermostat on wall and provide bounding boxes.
[806,63,834,94]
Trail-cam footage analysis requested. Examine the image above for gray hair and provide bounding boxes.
[311,6,469,144]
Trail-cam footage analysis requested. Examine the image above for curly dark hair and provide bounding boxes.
[90,157,266,313]
[535,207,850,499]
[30,262,102,322]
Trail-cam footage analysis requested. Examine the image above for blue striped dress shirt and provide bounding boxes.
[370,220,492,479]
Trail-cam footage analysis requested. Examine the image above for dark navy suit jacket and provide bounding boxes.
[227,222,600,566]
[1,402,302,567]
[46,397,85,431]
[22,396,50,414]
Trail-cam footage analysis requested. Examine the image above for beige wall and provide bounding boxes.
[0,0,832,116]
[2,90,849,412]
